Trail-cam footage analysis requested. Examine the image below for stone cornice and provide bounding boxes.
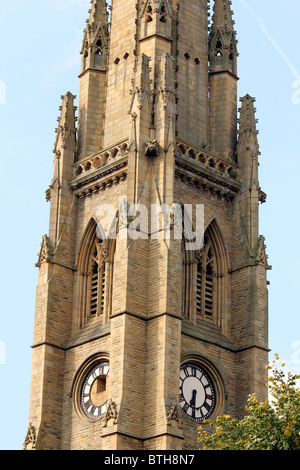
[70,156,128,198]
[175,155,240,199]
[78,67,107,79]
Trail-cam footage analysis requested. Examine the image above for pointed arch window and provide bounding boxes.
[182,220,228,330]
[76,219,116,330]
[196,235,215,318]
[90,241,106,318]
[145,4,153,23]
[95,38,103,56]
[94,34,105,68]
[160,2,167,22]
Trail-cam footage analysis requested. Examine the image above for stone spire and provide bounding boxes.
[209,0,238,76]
[238,94,260,155]
[87,0,109,26]
[80,0,110,74]
[48,92,77,246]
[53,91,77,155]
[208,0,238,158]
[77,0,109,160]
[211,0,235,30]
[237,94,265,252]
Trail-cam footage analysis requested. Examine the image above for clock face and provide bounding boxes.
[179,363,216,422]
[80,361,109,420]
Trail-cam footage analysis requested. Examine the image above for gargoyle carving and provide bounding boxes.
[145,139,159,157]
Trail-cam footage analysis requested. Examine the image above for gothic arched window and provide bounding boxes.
[182,220,228,330]
[145,4,153,23]
[76,219,116,330]
[95,38,103,56]
[196,235,215,319]
[160,3,167,22]
[90,241,106,318]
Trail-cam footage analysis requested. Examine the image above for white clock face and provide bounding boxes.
[80,361,109,420]
[179,363,216,422]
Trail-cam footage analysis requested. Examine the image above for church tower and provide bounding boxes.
[24,0,270,451]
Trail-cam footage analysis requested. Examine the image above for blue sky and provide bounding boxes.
[0,0,299,450]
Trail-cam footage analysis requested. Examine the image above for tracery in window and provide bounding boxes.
[95,38,103,56]
[160,2,167,22]
[182,219,228,329]
[145,4,153,23]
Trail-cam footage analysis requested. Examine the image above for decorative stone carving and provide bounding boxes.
[103,399,118,427]
[53,92,77,154]
[74,140,129,179]
[35,235,52,268]
[145,139,159,157]
[167,401,182,429]
[256,235,272,271]
[23,423,37,450]
[45,187,51,202]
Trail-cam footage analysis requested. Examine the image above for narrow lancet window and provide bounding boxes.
[90,258,99,317]
[90,242,106,319]
[196,236,215,319]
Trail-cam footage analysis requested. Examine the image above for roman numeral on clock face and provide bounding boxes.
[80,361,109,420]
[202,401,211,412]
[179,362,216,422]
[183,402,190,413]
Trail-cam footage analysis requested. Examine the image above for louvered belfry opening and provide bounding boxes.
[90,243,106,319]
[77,218,116,330]
[90,256,99,317]
[197,236,215,319]
[182,220,228,328]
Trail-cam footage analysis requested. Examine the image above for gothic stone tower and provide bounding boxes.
[24,0,270,451]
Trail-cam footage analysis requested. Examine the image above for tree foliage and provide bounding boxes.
[198,355,300,450]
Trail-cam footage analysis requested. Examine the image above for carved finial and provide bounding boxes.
[35,235,52,268]
[237,94,260,154]
[87,0,109,29]
[211,0,235,31]
[103,399,118,427]
[23,423,37,450]
[53,92,77,154]
[167,401,182,429]
[238,94,258,133]
[255,235,272,271]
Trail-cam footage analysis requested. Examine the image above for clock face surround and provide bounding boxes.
[80,361,109,421]
[179,362,216,422]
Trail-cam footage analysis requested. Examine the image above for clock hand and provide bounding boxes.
[190,389,197,418]
[190,389,197,408]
